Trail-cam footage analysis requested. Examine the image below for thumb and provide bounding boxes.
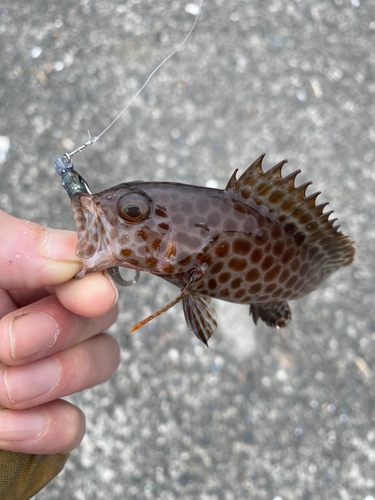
[0,210,82,290]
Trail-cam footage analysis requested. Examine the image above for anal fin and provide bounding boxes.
[250,301,291,329]
[183,294,218,346]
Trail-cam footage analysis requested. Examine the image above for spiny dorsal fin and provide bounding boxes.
[226,154,356,275]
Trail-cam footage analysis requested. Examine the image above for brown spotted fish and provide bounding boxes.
[69,154,356,345]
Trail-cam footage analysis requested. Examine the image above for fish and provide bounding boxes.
[68,154,356,345]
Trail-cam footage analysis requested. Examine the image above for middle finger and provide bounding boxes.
[0,295,119,365]
[0,332,120,410]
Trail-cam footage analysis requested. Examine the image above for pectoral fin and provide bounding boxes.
[130,269,203,333]
[183,294,218,346]
[250,301,291,329]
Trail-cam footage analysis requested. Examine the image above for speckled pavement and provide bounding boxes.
[1,1,375,498]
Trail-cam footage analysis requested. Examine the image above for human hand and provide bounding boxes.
[0,209,120,454]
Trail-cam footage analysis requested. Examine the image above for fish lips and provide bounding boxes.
[72,193,121,276]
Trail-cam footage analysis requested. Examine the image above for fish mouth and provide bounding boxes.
[71,194,120,277]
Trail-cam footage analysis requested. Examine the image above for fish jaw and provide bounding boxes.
[71,193,125,277]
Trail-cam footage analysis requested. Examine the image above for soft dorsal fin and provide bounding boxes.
[226,154,356,275]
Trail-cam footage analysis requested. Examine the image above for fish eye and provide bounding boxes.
[117,192,151,223]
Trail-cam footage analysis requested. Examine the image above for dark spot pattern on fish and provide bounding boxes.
[71,154,356,345]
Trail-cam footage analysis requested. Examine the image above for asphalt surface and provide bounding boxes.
[1,0,375,499]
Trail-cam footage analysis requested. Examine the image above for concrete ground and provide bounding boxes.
[1,0,375,498]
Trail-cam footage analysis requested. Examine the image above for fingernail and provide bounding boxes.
[9,312,59,360]
[4,359,61,404]
[41,227,79,261]
[0,409,46,441]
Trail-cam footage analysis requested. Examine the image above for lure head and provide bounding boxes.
[55,155,92,198]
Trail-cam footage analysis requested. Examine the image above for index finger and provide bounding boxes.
[0,210,82,290]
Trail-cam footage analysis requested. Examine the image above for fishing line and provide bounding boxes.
[64,0,204,161]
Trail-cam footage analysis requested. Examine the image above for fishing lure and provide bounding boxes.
[55,153,356,345]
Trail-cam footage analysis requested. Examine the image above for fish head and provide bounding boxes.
[71,181,215,276]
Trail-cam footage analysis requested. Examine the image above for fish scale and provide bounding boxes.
[64,154,355,345]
